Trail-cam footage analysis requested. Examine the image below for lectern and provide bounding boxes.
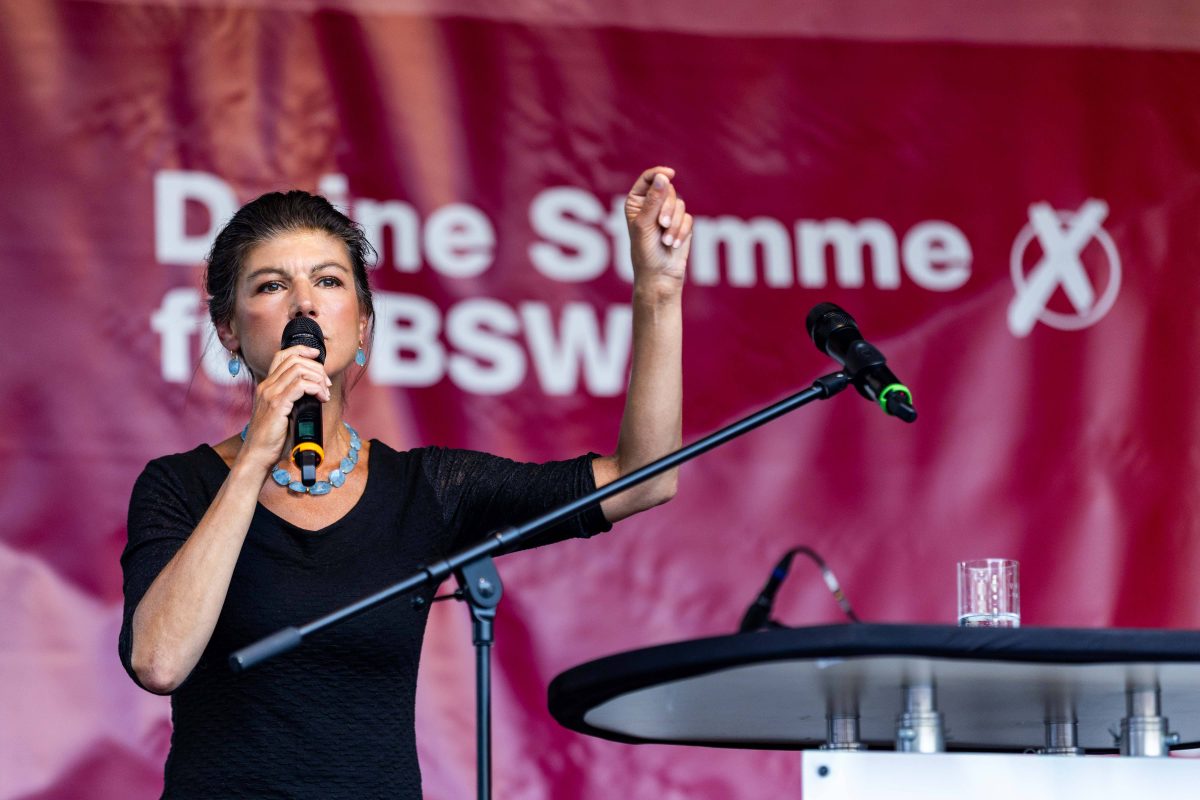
[549,625,1200,795]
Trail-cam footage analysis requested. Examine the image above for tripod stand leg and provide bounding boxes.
[476,636,492,799]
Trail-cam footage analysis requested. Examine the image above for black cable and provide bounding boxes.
[744,546,861,630]
[788,545,861,624]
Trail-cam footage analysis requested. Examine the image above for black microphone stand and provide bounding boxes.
[229,371,852,800]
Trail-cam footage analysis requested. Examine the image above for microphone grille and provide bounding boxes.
[805,302,857,354]
[280,317,326,364]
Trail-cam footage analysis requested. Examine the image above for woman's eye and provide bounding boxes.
[318,276,343,288]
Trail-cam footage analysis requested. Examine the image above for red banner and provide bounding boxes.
[4,1,1200,797]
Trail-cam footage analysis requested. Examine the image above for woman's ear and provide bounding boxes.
[216,319,239,354]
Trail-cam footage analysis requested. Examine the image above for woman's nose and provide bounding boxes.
[291,286,316,317]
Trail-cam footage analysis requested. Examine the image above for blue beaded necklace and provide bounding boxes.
[240,422,362,496]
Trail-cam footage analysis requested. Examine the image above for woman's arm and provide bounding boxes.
[129,346,331,693]
[595,167,692,523]
[129,459,265,693]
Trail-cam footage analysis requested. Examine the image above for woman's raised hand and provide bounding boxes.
[238,345,332,474]
[624,166,694,289]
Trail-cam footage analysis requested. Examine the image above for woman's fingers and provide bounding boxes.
[266,345,326,379]
[263,362,331,407]
[626,168,677,231]
[658,185,677,230]
[633,170,689,250]
[277,356,331,389]
[637,172,671,233]
[629,165,676,199]
[676,211,694,249]
[275,378,330,413]
[261,349,330,395]
[663,197,686,248]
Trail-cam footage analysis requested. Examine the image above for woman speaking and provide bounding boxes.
[119,167,692,798]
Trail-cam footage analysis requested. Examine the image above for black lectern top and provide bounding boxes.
[549,624,1200,752]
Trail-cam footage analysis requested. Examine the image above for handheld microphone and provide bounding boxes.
[804,303,917,422]
[280,318,326,486]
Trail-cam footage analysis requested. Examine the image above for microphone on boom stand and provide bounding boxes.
[805,303,917,422]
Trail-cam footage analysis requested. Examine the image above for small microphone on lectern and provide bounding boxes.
[738,547,862,632]
[805,303,916,422]
[738,551,795,633]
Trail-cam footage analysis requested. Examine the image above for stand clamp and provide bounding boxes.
[1115,685,1179,757]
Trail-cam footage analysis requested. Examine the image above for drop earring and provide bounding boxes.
[355,345,366,367]
[227,351,241,377]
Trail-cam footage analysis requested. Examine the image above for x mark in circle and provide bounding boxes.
[1007,200,1120,337]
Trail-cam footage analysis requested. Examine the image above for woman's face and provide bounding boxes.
[218,228,367,383]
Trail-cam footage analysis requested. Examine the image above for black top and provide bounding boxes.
[119,441,611,799]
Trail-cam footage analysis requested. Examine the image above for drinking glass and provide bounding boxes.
[957,559,1019,627]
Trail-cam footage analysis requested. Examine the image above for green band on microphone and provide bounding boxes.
[878,383,913,412]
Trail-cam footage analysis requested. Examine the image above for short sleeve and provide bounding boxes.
[118,458,200,690]
[418,448,613,554]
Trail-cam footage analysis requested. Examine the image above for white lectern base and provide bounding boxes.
[801,751,1199,798]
